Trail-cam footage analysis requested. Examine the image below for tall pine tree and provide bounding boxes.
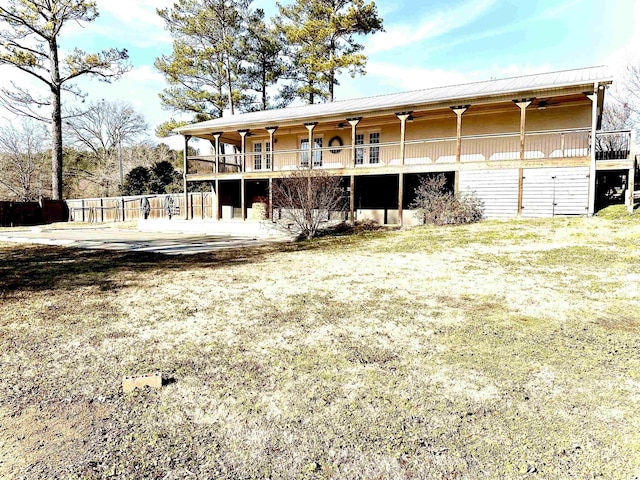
[241,9,287,111]
[155,0,251,137]
[275,0,383,104]
[0,0,130,200]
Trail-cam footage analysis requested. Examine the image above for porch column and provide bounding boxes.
[451,106,469,162]
[238,129,249,173]
[586,84,599,216]
[348,117,361,168]
[305,122,317,169]
[350,175,355,225]
[514,99,533,160]
[266,126,278,172]
[213,132,222,174]
[395,112,411,165]
[183,134,191,220]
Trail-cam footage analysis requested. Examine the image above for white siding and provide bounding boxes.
[459,169,519,218]
[521,166,589,217]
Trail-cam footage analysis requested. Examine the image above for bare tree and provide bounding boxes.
[272,169,347,239]
[63,100,148,196]
[0,119,49,201]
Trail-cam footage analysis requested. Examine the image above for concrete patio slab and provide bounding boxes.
[0,227,279,255]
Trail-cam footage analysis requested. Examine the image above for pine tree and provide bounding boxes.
[0,0,130,200]
[242,9,286,111]
[155,0,251,136]
[274,0,383,104]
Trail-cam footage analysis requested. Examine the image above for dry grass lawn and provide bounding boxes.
[1,206,639,479]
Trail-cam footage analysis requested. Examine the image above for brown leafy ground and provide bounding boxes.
[1,206,639,479]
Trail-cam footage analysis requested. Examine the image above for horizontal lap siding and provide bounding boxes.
[459,169,519,218]
[521,167,589,217]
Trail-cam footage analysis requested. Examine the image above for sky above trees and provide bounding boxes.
[0,0,637,150]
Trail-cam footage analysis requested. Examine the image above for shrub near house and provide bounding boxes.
[411,174,484,225]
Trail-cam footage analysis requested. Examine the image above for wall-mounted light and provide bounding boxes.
[407,115,415,122]
[337,122,345,129]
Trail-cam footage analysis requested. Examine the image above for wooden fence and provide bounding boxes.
[65,193,216,223]
[0,200,67,227]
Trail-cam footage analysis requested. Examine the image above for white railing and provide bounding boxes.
[405,137,457,164]
[187,128,594,175]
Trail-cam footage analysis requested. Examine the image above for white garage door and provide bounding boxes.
[521,166,589,217]
[459,169,519,218]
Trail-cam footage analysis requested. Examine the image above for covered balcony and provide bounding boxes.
[186,127,593,177]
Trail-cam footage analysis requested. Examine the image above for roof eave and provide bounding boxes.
[174,77,614,137]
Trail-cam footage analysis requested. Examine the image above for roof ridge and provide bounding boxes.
[328,65,609,105]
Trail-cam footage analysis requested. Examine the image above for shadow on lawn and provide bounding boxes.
[0,238,343,294]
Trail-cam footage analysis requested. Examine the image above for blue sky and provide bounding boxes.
[1,0,638,149]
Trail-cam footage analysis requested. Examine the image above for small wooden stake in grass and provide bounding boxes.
[122,372,162,393]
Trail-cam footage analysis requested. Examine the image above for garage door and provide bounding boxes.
[459,169,519,218]
[521,167,589,217]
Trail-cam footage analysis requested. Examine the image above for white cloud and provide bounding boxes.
[96,0,174,27]
[124,65,164,83]
[366,0,497,54]
[60,1,173,47]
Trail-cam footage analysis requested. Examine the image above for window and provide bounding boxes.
[370,132,380,164]
[355,133,364,165]
[253,142,262,170]
[265,141,271,170]
[300,137,323,166]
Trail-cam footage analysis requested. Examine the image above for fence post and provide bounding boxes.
[122,198,126,222]
[81,199,85,222]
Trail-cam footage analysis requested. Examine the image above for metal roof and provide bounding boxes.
[176,66,612,134]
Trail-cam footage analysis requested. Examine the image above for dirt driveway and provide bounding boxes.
[0,227,272,255]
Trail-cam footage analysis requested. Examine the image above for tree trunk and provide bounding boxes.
[262,59,267,110]
[49,39,63,200]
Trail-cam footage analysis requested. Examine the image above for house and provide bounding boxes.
[175,66,637,225]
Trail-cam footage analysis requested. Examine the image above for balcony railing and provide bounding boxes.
[187,128,597,175]
[595,130,632,161]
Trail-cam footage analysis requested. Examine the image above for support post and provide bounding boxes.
[100,198,104,222]
[350,175,355,225]
[451,106,469,162]
[398,173,404,226]
[269,177,274,221]
[628,129,636,214]
[586,84,599,216]
[238,130,249,173]
[514,100,532,160]
[348,117,361,168]
[517,168,524,217]
[213,133,222,174]
[241,178,246,221]
[395,112,411,165]
[214,178,220,220]
[266,127,277,172]
[304,123,317,169]
[183,135,191,220]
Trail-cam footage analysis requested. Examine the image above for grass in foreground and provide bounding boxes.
[1,209,640,479]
